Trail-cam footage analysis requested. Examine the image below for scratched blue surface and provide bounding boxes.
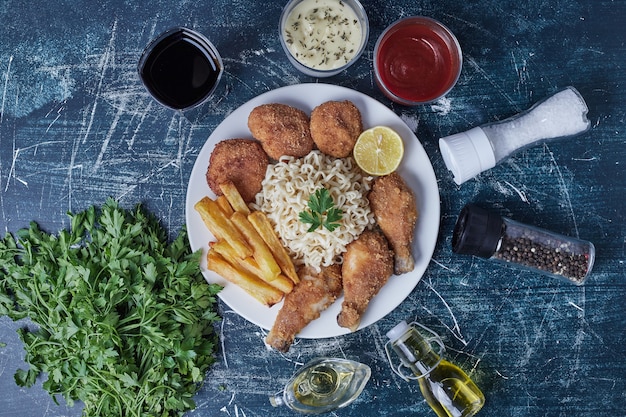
[1,0,625,416]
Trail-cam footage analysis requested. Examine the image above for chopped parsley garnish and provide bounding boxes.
[299,188,343,232]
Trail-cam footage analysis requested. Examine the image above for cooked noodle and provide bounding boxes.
[252,150,374,271]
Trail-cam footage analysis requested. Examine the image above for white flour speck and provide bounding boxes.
[431,96,452,115]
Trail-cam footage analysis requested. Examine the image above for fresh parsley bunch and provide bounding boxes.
[0,199,222,416]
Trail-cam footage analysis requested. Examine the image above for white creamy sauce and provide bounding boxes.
[283,0,362,70]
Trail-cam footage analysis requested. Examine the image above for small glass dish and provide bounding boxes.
[138,27,223,121]
[279,0,369,77]
[374,16,462,105]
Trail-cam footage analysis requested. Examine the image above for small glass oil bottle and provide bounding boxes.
[385,320,485,417]
[269,357,371,414]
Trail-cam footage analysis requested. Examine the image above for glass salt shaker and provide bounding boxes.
[385,320,485,417]
[269,357,371,414]
[452,204,595,285]
[439,86,591,184]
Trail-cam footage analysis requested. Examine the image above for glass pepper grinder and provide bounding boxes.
[269,357,371,414]
[439,86,591,184]
[452,203,595,285]
[385,320,485,417]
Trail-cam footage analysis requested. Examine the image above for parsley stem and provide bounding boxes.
[136,382,178,414]
[87,365,139,417]
[29,280,58,321]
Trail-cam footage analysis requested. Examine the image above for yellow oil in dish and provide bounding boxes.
[270,357,371,414]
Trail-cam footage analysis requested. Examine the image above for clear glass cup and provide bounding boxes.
[374,16,462,105]
[138,27,223,122]
[279,0,369,77]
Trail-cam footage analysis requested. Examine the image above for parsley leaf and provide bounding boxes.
[0,198,222,416]
[299,188,343,232]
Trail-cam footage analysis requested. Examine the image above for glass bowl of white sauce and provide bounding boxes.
[279,0,369,77]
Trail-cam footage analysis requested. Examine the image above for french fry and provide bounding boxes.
[211,242,294,294]
[211,241,293,293]
[216,195,234,217]
[194,197,252,259]
[197,181,301,306]
[248,211,299,284]
[220,180,250,215]
[210,240,263,279]
[230,212,282,282]
[268,274,294,293]
[207,251,283,307]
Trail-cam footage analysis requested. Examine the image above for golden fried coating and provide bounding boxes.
[247,103,314,160]
[206,138,269,203]
[266,264,343,352]
[337,230,394,332]
[369,172,418,274]
[310,100,363,158]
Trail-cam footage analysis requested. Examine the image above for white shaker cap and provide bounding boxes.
[438,127,496,185]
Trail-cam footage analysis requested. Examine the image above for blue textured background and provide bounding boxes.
[1,0,624,416]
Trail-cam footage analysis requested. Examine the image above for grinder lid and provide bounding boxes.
[452,204,503,258]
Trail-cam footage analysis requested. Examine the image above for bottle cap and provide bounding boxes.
[386,320,410,342]
[452,204,503,258]
[439,127,496,185]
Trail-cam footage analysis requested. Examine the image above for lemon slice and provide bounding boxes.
[353,126,404,175]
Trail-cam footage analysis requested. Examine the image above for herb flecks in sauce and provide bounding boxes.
[283,0,362,70]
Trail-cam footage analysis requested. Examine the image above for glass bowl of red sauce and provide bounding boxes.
[374,16,462,105]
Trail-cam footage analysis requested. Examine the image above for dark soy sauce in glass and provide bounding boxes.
[139,28,222,110]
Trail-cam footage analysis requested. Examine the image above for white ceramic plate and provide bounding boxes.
[185,83,440,338]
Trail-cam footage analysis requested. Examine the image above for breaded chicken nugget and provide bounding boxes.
[310,100,363,158]
[247,103,314,160]
[206,138,269,203]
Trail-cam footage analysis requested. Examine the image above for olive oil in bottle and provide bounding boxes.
[269,357,371,414]
[385,321,485,417]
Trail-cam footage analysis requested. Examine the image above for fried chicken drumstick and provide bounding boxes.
[266,264,342,352]
[369,172,418,274]
[337,230,394,332]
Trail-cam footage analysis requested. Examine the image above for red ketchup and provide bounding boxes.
[374,17,462,105]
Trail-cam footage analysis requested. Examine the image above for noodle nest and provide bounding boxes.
[253,150,374,271]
